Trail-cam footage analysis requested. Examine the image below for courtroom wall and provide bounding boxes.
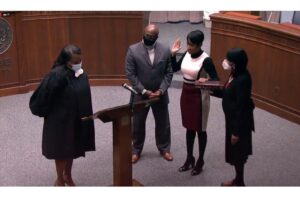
[210,13,300,124]
[0,11,146,96]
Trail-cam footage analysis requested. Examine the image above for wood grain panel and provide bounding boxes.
[0,11,145,97]
[210,13,300,124]
[22,18,69,83]
[0,14,19,89]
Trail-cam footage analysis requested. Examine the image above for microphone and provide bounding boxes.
[122,83,138,95]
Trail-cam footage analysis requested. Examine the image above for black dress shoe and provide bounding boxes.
[191,159,204,176]
[178,156,195,172]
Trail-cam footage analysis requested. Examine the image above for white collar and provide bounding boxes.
[75,68,84,78]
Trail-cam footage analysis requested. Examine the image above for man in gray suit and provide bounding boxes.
[125,24,173,164]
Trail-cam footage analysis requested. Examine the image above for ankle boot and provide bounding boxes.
[178,156,195,172]
[191,158,204,176]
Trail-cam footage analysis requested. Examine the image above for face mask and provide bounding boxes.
[143,36,157,47]
[71,61,82,72]
[222,59,232,70]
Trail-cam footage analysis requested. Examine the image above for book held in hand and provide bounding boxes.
[194,80,223,90]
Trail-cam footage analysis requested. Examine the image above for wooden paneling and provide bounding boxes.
[22,18,69,83]
[0,11,146,96]
[224,12,262,20]
[0,14,20,89]
[210,13,300,124]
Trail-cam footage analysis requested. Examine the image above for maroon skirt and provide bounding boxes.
[180,83,202,131]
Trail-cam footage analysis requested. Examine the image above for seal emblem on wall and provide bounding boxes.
[0,17,13,55]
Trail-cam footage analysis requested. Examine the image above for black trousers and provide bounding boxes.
[132,101,171,155]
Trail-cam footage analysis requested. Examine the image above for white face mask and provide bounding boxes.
[222,59,232,70]
[71,61,82,72]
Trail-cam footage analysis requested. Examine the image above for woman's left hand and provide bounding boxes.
[197,78,209,83]
[231,134,239,145]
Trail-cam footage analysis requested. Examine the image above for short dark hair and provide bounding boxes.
[52,44,81,68]
[187,30,204,45]
[226,48,248,76]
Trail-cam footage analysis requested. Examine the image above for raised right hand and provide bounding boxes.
[171,38,182,56]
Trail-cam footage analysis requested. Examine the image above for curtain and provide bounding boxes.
[149,11,203,23]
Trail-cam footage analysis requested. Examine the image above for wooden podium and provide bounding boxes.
[82,97,159,186]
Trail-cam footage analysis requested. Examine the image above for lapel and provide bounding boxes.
[139,42,153,66]
[153,43,161,66]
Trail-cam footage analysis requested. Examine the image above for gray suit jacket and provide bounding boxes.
[125,41,173,104]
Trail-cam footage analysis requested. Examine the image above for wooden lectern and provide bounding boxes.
[82,97,159,186]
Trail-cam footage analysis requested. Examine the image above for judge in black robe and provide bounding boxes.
[212,48,255,186]
[30,44,95,186]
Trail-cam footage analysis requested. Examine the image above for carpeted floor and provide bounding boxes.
[0,83,300,186]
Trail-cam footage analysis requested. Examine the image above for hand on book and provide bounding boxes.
[197,78,209,83]
[195,80,223,90]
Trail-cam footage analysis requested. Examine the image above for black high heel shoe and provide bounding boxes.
[178,156,195,172]
[191,159,204,176]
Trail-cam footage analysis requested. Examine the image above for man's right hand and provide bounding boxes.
[145,90,160,99]
[145,90,152,96]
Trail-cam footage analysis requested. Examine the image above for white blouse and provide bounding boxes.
[181,51,209,81]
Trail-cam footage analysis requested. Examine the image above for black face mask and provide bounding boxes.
[143,36,157,46]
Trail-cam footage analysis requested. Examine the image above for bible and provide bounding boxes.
[195,80,223,90]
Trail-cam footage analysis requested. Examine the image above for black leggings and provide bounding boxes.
[186,129,207,161]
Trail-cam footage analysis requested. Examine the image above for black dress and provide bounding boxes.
[214,70,255,165]
[39,65,95,159]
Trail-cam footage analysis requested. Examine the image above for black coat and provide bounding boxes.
[214,70,255,165]
[39,65,95,159]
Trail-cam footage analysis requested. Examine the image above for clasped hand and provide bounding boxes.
[146,90,162,99]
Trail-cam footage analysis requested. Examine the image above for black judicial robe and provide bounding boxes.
[214,70,255,165]
[38,65,95,159]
